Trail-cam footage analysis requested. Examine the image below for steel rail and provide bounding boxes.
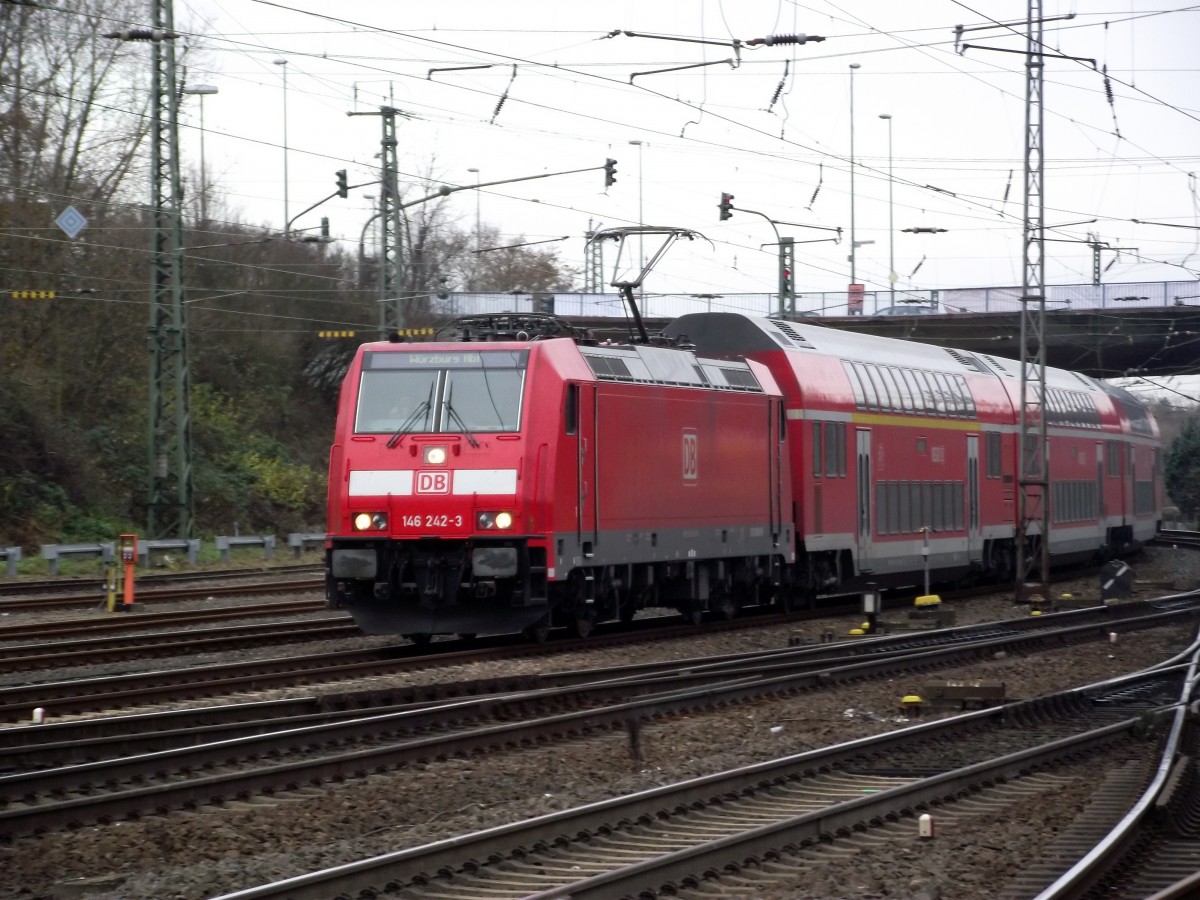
[207,666,1192,900]
[2,606,1195,841]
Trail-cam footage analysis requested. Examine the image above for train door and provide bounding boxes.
[856,428,873,570]
[1096,442,1105,522]
[767,398,782,541]
[1126,444,1136,523]
[576,383,598,557]
[967,435,981,562]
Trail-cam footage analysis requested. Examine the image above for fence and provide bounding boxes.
[1,547,21,578]
[40,542,115,577]
[5,533,326,577]
[429,279,1200,320]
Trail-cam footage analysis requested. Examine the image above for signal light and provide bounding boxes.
[335,169,348,198]
[719,192,734,221]
[604,158,617,188]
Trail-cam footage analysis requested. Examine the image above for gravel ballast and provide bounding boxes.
[1,545,1197,900]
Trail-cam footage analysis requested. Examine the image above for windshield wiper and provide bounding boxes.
[385,401,430,448]
[443,399,481,448]
[386,382,436,449]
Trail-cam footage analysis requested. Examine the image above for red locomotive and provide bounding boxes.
[325,229,1161,640]
[324,314,794,640]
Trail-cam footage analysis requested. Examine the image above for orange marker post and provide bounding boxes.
[117,534,137,612]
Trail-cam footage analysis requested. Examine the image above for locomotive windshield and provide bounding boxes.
[354,349,528,436]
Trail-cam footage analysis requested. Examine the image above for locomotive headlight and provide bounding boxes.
[353,512,387,531]
[477,511,514,530]
[423,445,448,465]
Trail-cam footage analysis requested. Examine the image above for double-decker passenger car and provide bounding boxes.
[663,312,1162,595]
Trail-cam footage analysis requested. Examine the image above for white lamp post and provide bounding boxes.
[182,84,218,223]
[629,139,645,302]
[848,63,861,286]
[879,113,895,305]
[467,167,481,249]
[273,58,289,234]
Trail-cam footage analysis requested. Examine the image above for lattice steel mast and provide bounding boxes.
[116,1,193,539]
[1016,0,1050,594]
[584,220,604,293]
[378,108,405,336]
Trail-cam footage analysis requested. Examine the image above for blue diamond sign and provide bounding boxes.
[55,206,88,240]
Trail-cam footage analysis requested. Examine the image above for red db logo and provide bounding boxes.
[416,471,450,494]
[682,430,698,482]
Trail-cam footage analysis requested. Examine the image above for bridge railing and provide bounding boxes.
[428,279,1199,320]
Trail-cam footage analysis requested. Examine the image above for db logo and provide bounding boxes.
[416,471,450,494]
[682,430,698,482]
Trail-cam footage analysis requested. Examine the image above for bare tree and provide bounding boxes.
[0,0,151,205]
[463,224,579,292]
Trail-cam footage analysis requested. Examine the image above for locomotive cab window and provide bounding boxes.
[565,383,579,435]
[354,350,529,435]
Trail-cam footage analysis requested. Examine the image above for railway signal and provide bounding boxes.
[719,192,734,221]
[335,169,348,198]
[604,158,617,187]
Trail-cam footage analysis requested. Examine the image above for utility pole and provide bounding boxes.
[584,219,604,293]
[379,108,403,336]
[1016,0,1050,598]
[957,5,1093,599]
[108,2,194,539]
[349,106,406,337]
[848,62,861,286]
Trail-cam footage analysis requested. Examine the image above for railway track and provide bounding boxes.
[0,572,324,612]
[0,614,712,722]
[0,550,1172,682]
[0,599,329,644]
[203,647,1200,899]
[0,614,359,674]
[1026,641,1200,900]
[1156,528,1200,550]
[0,564,322,596]
[1,600,1195,843]
[0,548,1191,898]
[0,591,1193,725]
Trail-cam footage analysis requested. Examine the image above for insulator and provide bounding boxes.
[750,33,824,46]
[104,28,179,41]
[807,183,821,208]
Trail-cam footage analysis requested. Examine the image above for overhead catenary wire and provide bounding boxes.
[15,0,1200,297]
